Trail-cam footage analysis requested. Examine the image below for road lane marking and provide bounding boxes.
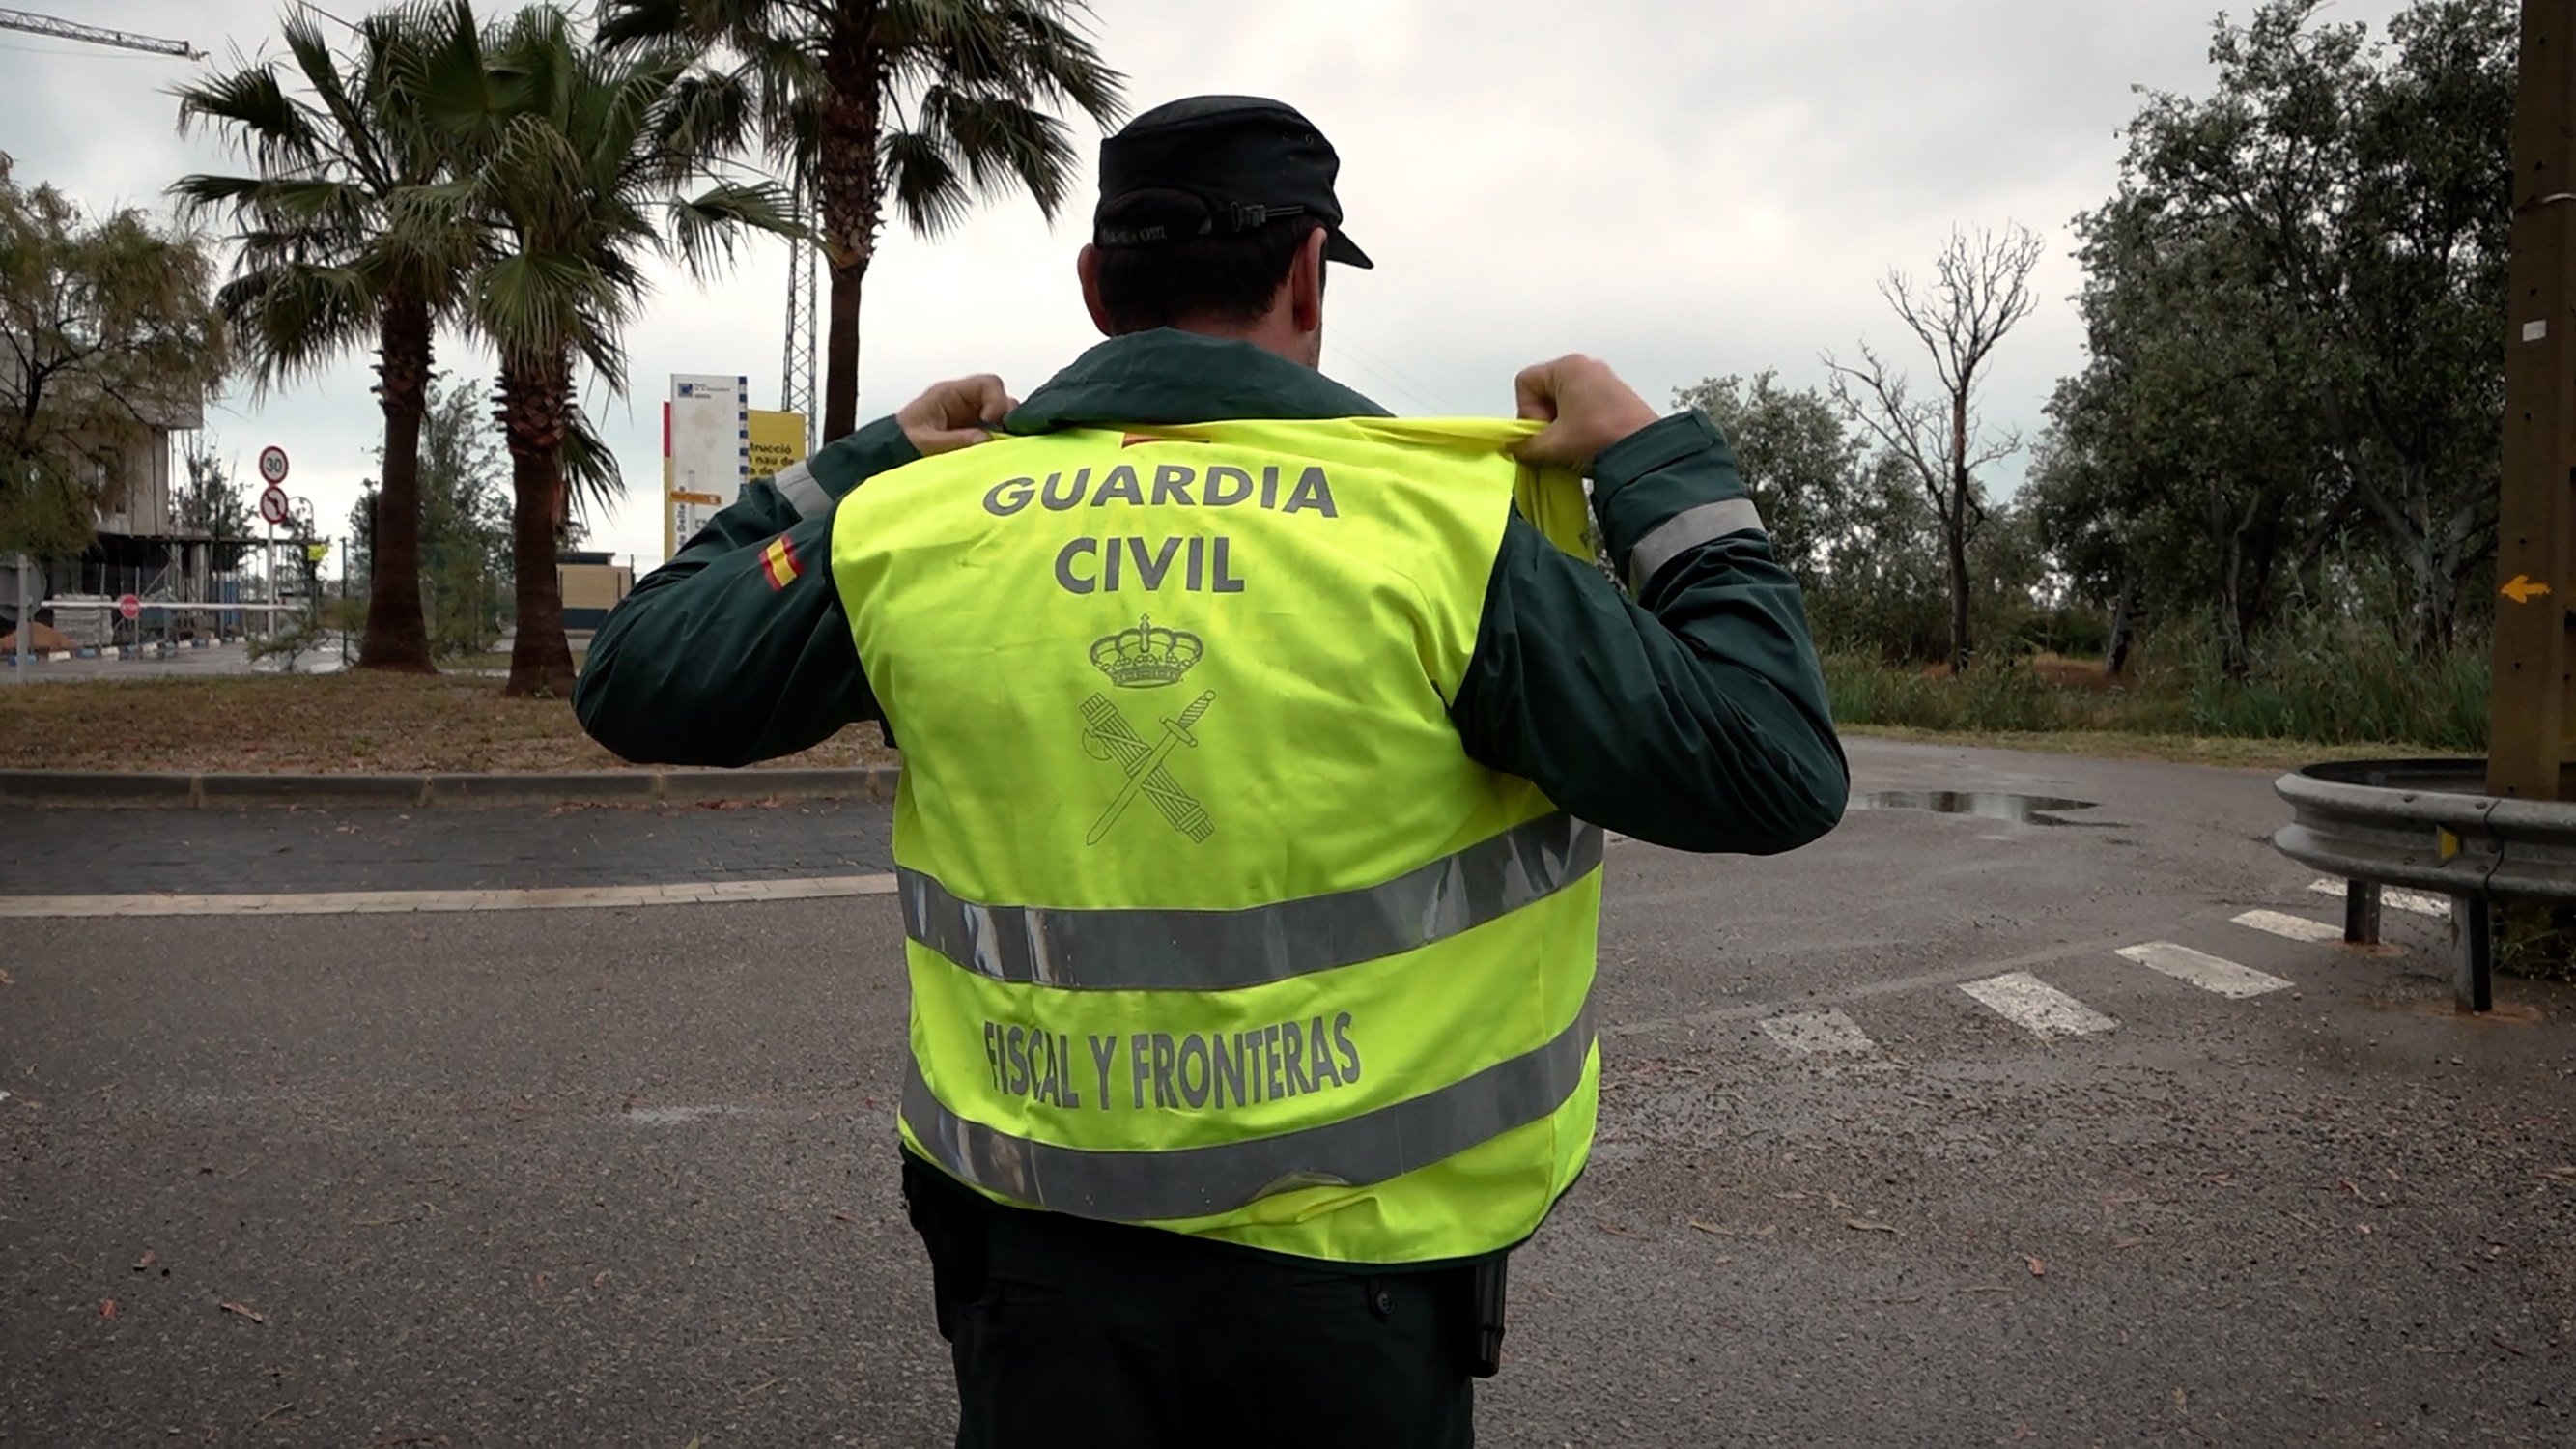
[1958,972,2118,1039]
[2119,942,2294,999]
[1757,1009,1875,1057]
[2307,879,2449,918]
[0,874,899,919]
[2233,910,2344,945]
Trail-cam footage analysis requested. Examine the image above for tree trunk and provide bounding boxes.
[2215,539,2251,684]
[356,294,435,672]
[498,355,575,698]
[816,34,884,444]
[2105,572,2138,677]
[1944,396,1975,673]
[822,251,868,443]
[1943,506,1973,673]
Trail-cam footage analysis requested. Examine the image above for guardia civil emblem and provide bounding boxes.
[1080,615,1215,845]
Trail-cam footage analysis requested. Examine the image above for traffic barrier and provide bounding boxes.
[2275,758,2576,1012]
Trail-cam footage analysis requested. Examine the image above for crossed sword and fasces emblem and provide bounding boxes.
[1080,690,1216,845]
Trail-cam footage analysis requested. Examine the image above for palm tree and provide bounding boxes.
[596,0,1125,442]
[408,3,788,696]
[173,2,485,674]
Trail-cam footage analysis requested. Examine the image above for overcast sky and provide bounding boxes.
[3,0,2415,574]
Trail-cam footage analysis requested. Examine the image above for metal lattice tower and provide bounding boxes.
[0,8,202,58]
[780,179,820,452]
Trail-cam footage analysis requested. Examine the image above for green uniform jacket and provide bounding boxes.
[576,329,1849,854]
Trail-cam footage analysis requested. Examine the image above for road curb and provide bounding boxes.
[0,766,901,810]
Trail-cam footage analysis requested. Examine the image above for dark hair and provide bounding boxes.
[1091,189,1323,334]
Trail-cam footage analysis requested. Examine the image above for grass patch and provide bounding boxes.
[449,650,586,674]
[1838,724,2469,772]
[0,672,896,775]
[1826,627,2489,759]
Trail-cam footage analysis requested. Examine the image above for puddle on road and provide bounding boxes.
[1853,790,2105,826]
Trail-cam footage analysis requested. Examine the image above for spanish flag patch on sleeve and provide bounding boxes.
[760,534,802,590]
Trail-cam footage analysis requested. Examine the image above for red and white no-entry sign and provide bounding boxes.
[257,445,290,485]
[117,594,140,621]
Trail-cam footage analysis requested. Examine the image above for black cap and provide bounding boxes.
[1093,96,1373,269]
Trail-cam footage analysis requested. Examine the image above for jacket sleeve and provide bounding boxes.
[573,416,919,767]
[1449,411,1848,853]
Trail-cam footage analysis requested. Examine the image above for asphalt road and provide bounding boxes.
[3,737,2572,1446]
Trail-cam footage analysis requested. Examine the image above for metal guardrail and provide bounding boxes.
[2273,759,2576,1012]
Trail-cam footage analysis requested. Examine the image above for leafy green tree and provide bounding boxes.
[2101,0,2513,651]
[0,155,229,560]
[174,439,254,541]
[1673,371,1948,660]
[410,3,788,696]
[174,1,490,674]
[2035,206,2356,680]
[1673,372,1870,590]
[596,0,1125,440]
[349,375,512,658]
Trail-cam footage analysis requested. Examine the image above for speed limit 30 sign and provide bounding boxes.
[257,445,290,486]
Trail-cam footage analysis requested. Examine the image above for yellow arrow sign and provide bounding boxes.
[2502,574,2554,606]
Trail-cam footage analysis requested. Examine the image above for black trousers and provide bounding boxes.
[901,1154,1478,1449]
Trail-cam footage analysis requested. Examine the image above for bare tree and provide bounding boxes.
[1826,224,2047,672]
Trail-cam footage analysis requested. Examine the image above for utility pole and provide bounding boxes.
[0,8,203,59]
[2485,0,2576,985]
[2494,0,2576,805]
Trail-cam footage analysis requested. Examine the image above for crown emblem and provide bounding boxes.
[1090,614,1203,688]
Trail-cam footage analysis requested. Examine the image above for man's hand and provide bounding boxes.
[1510,355,1661,473]
[898,375,1019,456]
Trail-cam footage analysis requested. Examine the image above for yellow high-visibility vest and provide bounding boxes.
[832,417,1602,1264]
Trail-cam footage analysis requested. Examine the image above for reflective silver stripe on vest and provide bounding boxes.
[900,812,1602,991]
[772,460,835,520]
[904,1002,1596,1221]
[1628,497,1766,593]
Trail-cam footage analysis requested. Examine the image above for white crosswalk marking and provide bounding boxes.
[1959,973,2118,1039]
[2233,910,2344,945]
[2308,879,2449,918]
[2119,942,2294,999]
[1758,1009,1875,1057]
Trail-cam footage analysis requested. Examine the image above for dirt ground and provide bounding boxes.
[0,672,898,774]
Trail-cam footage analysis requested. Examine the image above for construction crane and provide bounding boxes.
[0,7,204,60]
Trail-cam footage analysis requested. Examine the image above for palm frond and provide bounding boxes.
[881,128,973,235]
[213,261,381,394]
[656,69,758,174]
[926,88,1079,213]
[557,402,626,522]
[281,11,394,191]
[996,1,1125,125]
[665,180,795,275]
[171,62,326,176]
[471,249,617,365]
[388,0,500,163]
[595,0,697,52]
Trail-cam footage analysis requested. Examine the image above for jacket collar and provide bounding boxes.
[1005,329,1390,432]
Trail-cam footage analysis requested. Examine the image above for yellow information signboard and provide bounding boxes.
[748,410,807,484]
